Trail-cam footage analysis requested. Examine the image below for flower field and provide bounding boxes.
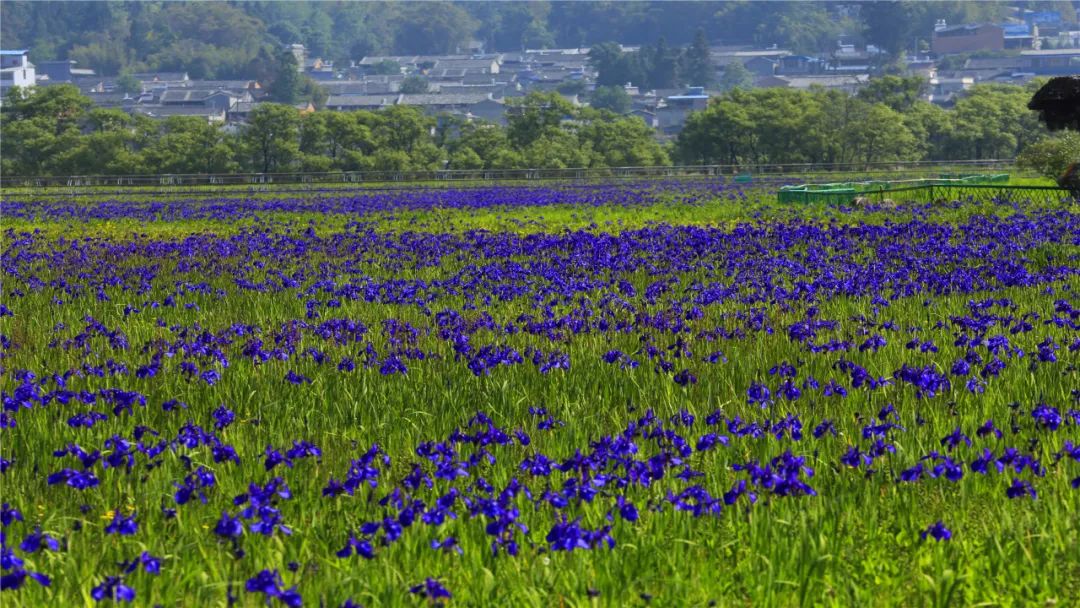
[2,183,1079,607]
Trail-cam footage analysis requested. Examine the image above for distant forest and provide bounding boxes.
[0,1,1031,77]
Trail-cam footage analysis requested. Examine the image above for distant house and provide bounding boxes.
[36,59,89,83]
[132,105,226,123]
[710,48,790,68]
[305,57,336,81]
[657,86,710,135]
[132,72,190,84]
[777,55,825,75]
[323,77,403,95]
[764,74,870,93]
[325,94,398,111]
[397,92,496,114]
[0,50,35,90]
[227,101,260,123]
[431,58,499,75]
[744,56,779,76]
[931,23,1004,54]
[927,75,974,106]
[905,55,936,78]
[464,98,507,124]
[630,108,658,128]
[85,92,137,109]
[522,48,591,72]
[159,89,249,112]
[225,100,309,123]
[958,56,1030,81]
[437,82,511,98]
[1020,48,1080,75]
[356,55,460,74]
[1002,23,1036,50]
[197,80,262,96]
[285,44,306,72]
[828,46,878,73]
[518,67,582,91]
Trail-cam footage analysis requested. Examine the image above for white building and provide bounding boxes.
[1,50,36,91]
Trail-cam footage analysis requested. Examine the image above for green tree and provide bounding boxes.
[577,112,669,167]
[521,128,591,168]
[270,49,302,104]
[369,60,402,75]
[838,100,919,166]
[301,79,329,108]
[857,75,927,112]
[861,1,915,59]
[55,109,154,175]
[590,85,632,114]
[1017,132,1080,181]
[902,100,952,160]
[449,122,513,169]
[400,75,430,94]
[142,116,239,174]
[557,80,588,96]
[719,62,753,92]
[243,103,301,173]
[675,97,755,165]
[589,42,643,88]
[116,72,142,96]
[505,91,576,149]
[644,37,679,89]
[372,105,435,156]
[299,111,375,166]
[0,84,90,175]
[521,22,556,49]
[391,2,477,55]
[448,147,484,169]
[680,28,715,87]
[946,85,1043,159]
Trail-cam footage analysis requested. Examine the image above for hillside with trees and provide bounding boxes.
[0,1,1022,77]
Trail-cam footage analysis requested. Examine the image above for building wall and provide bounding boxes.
[932,26,1004,54]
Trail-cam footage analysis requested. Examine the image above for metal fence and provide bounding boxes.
[852,184,1075,205]
[0,160,1016,191]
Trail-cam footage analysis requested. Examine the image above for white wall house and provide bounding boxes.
[1,50,36,91]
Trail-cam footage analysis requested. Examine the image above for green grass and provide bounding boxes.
[1,190,1078,607]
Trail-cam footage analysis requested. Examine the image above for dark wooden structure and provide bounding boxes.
[1028,76,1080,196]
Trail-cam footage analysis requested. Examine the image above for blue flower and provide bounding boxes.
[19,527,60,553]
[920,521,952,542]
[1,504,23,527]
[336,535,375,559]
[1005,478,1037,500]
[1,568,51,590]
[1031,404,1061,431]
[245,569,302,607]
[91,576,135,602]
[284,370,311,385]
[212,405,235,430]
[213,511,244,538]
[409,578,452,602]
[105,511,138,536]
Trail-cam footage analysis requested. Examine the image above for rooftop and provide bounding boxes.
[326,94,397,107]
[398,93,495,106]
